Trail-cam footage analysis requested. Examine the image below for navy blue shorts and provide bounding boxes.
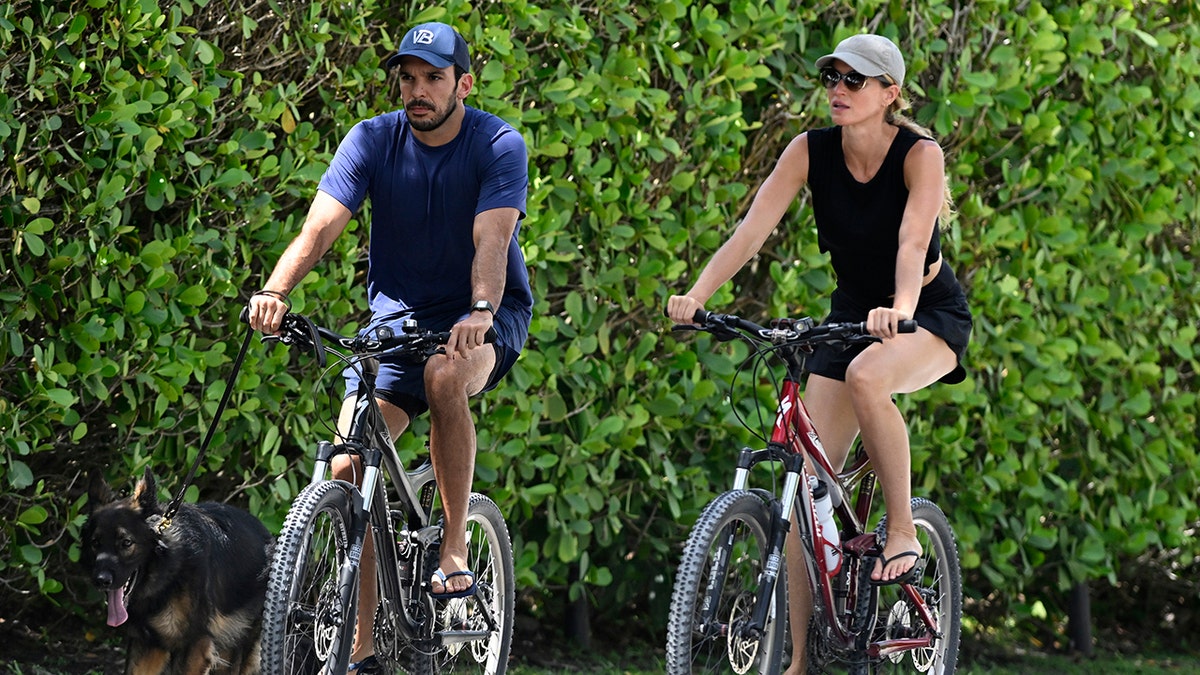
[343,342,518,419]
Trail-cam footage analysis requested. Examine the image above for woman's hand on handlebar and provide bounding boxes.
[866,306,914,340]
[666,294,705,326]
[247,290,291,335]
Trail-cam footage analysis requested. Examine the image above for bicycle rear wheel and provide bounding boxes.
[262,480,360,675]
[401,493,514,674]
[868,497,962,674]
[666,490,786,675]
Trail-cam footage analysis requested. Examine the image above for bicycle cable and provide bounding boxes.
[727,338,802,444]
[724,336,798,497]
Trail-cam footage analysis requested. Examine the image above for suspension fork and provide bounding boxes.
[708,446,806,639]
[340,445,383,576]
[696,521,736,637]
[747,448,806,634]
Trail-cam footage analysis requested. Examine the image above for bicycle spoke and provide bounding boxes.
[866,499,962,674]
[262,481,358,675]
[667,491,785,674]
[404,494,514,675]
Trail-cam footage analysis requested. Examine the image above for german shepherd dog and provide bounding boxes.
[81,468,273,675]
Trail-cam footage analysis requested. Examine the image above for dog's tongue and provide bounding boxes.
[107,587,128,627]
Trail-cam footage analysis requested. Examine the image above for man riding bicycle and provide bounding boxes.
[246,21,531,672]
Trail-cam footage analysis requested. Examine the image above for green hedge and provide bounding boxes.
[2,0,1197,645]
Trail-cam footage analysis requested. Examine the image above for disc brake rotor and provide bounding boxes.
[725,591,760,675]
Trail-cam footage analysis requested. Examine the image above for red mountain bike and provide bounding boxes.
[665,310,962,674]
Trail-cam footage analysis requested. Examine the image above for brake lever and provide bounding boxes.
[669,322,738,342]
[295,314,327,369]
[709,326,743,343]
[271,314,327,368]
[829,333,882,352]
[672,316,742,343]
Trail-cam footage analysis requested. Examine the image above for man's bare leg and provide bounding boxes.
[422,347,494,595]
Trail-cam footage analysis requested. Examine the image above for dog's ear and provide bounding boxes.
[133,467,161,516]
[87,469,115,511]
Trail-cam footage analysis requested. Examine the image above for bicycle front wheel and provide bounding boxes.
[401,492,515,674]
[666,490,786,675]
[868,497,962,674]
[262,480,360,675]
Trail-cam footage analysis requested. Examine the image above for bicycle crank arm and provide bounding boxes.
[436,628,493,647]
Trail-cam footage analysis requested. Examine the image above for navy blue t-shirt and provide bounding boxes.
[318,106,532,354]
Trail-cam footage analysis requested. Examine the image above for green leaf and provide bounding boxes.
[44,388,77,406]
[20,545,43,564]
[177,285,208,306]
[7,461,33,489]
[18,506,48,525]
[544,392,567,422]
[557,531,578,562]
[212,167,252,189]
[1090,61,1121,85]
[520,483,557,505]
[22,231,45,256]
[125,290,147,314]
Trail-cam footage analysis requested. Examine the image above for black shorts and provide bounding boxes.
[806,262,973,384]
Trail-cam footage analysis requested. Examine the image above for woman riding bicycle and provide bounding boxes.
[665,33,971,674]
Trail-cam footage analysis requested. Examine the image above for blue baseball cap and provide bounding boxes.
[386,22,471,72]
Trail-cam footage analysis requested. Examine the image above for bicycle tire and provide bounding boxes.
[400,493,515,675]
[666,490,787,675]
[261,480,360,675]
[867,497,962,674]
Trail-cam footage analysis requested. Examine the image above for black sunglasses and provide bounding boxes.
[819,67,893,91]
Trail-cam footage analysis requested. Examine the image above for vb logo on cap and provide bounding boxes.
[387,22,472,72]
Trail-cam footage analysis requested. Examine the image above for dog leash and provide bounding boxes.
[158,322,256,533]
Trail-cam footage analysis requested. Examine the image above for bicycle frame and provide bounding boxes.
[666,310,956,674]
[731,346,943,661]
[261,313,513,675]
[315,348,503,654]
[309,380,437,527]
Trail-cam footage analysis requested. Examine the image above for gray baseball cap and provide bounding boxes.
[386,22,471,71]
[815,34,905,85]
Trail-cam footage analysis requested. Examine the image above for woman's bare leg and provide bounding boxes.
[783,375,860,675]
[843,331,954,582]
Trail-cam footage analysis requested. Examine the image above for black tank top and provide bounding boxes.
[806,125,942,308]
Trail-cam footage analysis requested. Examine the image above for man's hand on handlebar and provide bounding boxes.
[247,290,291,335]
[448,311,493,358]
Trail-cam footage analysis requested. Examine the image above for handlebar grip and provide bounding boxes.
[898,319,918,334]
[691,309,710,324]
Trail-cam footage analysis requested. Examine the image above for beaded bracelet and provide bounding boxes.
[253,289,292,310]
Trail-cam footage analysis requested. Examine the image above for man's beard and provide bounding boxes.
[407,93,457,132]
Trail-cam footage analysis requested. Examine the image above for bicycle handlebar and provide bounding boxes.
[681,309,916,348]
[263,312,495,368]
